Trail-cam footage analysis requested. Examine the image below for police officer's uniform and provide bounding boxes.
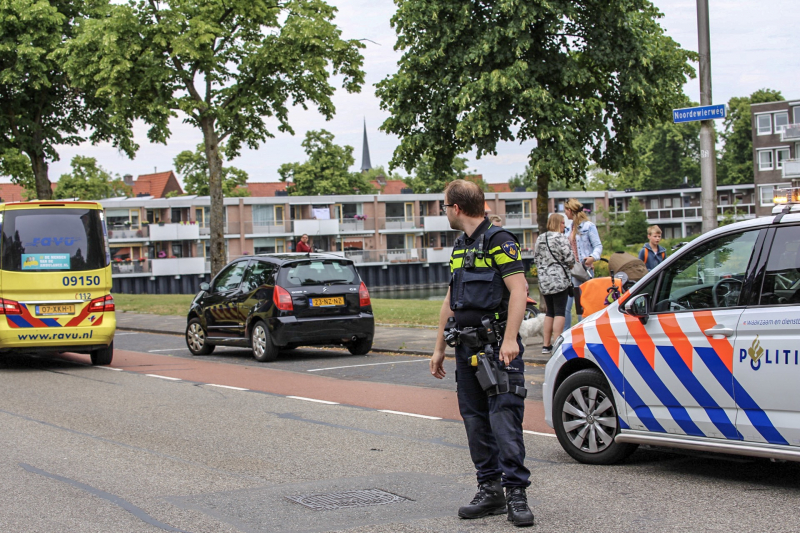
[449,217,530,489]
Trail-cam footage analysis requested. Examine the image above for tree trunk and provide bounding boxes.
[30,152,53,200]
[201,117,226,278]
[536,174,550,235]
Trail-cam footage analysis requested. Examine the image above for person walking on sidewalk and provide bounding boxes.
[639,225,666,271]
[430,179,534,527]
[533,214,574,354]
[563,198,602,329]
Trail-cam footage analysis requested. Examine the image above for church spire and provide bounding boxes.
[360,118,372,172]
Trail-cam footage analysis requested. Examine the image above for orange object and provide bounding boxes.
[579,276,624,317]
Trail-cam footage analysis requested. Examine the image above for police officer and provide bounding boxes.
[431,179,534,527]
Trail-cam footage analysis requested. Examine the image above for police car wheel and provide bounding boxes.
[251,320,278,362]
[186,318,215,356]
[553,369,637,465]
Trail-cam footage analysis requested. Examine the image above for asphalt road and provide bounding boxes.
[2,342,800,532]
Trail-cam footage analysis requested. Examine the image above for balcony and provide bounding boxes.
[423,216,453,232]
[381,216,423,232]
[339,217,375,233]
[294,218,339,236]
[782,159,800,179]
[781,124,800,142]
[624,203,757,222]
[342,248,428,264]
[111,259,151,275]
[149,223,200,241]
[227,221,293,235]
[503,213,537,228]
[111,257,207,276]
[107,225,148,240]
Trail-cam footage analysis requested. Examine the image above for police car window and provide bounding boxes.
[213,262,247,292]
[652,230,758,313]
[283,261,357,286]
[759,226,800,306]
[241,262,274,292]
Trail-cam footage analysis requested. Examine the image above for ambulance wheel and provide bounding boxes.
[186,318,215,355]
[251,320,278,362]
[346,337,372,356]
[553,369,637,465]
[90,342,114,366]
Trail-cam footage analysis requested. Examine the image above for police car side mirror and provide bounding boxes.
[625,294,650,324]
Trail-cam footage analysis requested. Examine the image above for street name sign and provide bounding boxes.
[673,104,726,123]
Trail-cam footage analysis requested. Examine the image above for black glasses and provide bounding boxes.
[441,204,455,214]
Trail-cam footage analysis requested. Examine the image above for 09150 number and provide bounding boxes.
[62,275,101,287]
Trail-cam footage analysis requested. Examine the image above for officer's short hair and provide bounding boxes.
[444,179,484,218]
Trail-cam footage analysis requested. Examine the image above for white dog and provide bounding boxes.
[518,313,546,345]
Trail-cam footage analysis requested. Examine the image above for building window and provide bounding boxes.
[760,185,777,206]
[253,237,284,254]
[774,112,789,133]
[719,195,729,206]
[757,114,772,135]
[777,148,790,168]
[663,198,672,208]
[649,199,659,210]
[758,150,774,171]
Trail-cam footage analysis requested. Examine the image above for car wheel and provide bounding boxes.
[90,341,113,366]
[186,318,215,356]
[524,304,540,320]
[346,337,372,356]
[553,369,638,465]
[251,320,278,362]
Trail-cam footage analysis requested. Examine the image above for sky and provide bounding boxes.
[41,0,800,187]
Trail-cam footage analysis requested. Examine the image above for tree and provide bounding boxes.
[54,155,132,200]
[65,0,365,276]
[618,117,701,191]
[376,0,695,231]
[623,198,649,245]
[402,155,469,193]
[0,0,135,200]
[718,89,784,185]
[279,130,376,195]
[0,148,36,197]
[175,144,250,197]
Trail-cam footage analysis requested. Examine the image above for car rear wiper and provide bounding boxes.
[325,280,353,285]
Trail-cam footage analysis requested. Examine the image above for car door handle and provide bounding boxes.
[703,325,735,337]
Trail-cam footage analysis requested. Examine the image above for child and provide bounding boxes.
[639,225,666,270]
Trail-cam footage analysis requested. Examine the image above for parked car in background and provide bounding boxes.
[185,253,374,362]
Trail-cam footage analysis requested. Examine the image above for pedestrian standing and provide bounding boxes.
[563,199,602,329]
[639,225,666,270]
[295,234,312,253]
[533,214,575,354]
[430,179,534,527]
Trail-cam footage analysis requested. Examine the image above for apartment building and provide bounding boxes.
[751,99,800,216]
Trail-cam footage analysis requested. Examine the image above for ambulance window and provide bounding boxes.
[759,226,800,306]
[651,230,758,313]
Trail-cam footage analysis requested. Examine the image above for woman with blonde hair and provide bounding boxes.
[563,198,602,328]
[533,213,574,354]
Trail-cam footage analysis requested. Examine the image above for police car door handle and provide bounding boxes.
[703,325,734,338]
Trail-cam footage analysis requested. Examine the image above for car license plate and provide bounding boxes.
[36,304,75,316]
[311,297,344,307]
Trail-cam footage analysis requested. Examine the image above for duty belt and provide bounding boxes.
[443,316,505,348]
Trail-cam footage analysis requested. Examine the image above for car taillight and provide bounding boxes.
[273,285,293,311]
[359,282,371,307]
[0,299,22,315]
[89,295,115,312]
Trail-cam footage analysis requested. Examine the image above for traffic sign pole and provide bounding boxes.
[697,0,717,234]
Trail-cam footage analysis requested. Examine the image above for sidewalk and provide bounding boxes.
[114,312,550,364]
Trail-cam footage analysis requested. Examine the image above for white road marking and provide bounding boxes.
[287,396,339,405]
[145,374,181,381]
[96,366,123,371]
[113,332,139,336]
[523,430,556,438]
[148,348,185,352]
[307,359,427,372]
[379,410,442,420]
[206,384,248,391]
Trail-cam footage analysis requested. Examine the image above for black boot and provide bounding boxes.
[458,479,506,519]
[506,487,534,527]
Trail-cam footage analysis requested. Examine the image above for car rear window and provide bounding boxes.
[1,208,107,272]
[282,260,358,286]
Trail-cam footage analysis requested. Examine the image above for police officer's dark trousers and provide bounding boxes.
[455,337,531,488]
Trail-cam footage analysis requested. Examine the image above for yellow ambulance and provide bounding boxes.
[0,201,115,364]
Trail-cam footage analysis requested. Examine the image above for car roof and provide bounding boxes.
[244,252,354,265]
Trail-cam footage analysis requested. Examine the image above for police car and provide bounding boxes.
[543,188,800,464]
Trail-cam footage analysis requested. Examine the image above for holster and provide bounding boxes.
[473,351,527,399]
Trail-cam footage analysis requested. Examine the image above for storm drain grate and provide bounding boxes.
[285,488,410,511]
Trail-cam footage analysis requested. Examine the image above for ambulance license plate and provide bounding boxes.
[36,304,75,316]
[310,297,344,307]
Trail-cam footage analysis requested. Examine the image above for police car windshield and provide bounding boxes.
[0,208,107,272]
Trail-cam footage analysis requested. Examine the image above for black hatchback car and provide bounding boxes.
[185,253,374,362]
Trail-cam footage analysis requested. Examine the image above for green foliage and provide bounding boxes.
[403,155,469,193]
[174,144,250,197]
[362,166,405,183]
[0,0,135,199]
[54,156,132,200]
[64,0,365,275]
[718,89,784,185]
[0,148,36,197]
[279,130,376,195]
[623,198,649,245]
[377,0,696,230]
